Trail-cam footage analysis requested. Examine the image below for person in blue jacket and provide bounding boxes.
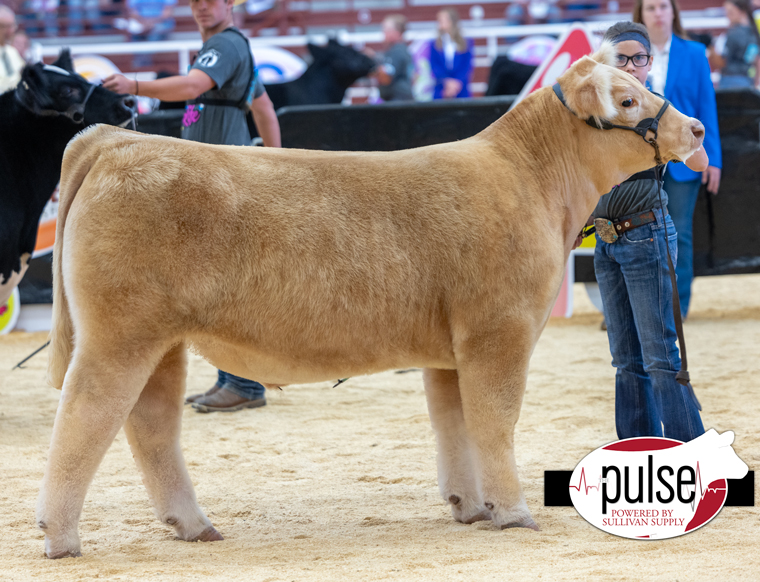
[635,0,722,318]
[428,8,474,99]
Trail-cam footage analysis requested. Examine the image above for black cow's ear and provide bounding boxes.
[15,65,43,113]
[307,43,326,59]
[53,49,75,73]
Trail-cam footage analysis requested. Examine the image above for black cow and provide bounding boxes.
[264,39,376,110]
[0,50,136,305]
[485,56,537,97]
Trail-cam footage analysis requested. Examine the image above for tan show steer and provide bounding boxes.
[39,45,704,558]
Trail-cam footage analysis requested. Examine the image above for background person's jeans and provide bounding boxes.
[594,208,704,442]
[218,370,266,400]
[663,174,702,318]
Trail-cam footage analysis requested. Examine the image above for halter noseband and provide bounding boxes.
[552,82,671,165]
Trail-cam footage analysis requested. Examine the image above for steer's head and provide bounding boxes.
[308,38,376,87]
[15,49,136,127]
[556,42,704,174]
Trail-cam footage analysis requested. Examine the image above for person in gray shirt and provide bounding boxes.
[372,14,414,102]
[104,0,281,413]
[717,0,760,88]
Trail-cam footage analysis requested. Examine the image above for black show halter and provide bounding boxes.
[553,83,698,400]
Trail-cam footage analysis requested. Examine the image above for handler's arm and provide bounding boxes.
[684,145,708,172]
[251,91,281,148]
[102,69,216,102]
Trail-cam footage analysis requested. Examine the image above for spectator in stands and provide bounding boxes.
[428,7,473,99]
[24,0,59,37]
[634,0,722,318]
[0,5,26,93]
[104,0,281,413]
[370,14,414,102]
[66,0,105,35]
[127,0,177,65]
[12,29,43,62]
[714,0,760,88]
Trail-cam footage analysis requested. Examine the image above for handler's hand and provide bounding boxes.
[572,234,583,250]
[702,165,721,195]
[102,74,136,95]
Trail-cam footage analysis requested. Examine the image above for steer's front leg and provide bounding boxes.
[454,335,538,531]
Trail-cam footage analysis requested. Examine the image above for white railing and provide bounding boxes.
[40,15,729,74]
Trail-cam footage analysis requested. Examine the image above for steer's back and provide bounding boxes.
[57,125,559,385]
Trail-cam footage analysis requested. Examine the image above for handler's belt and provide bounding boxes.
[586,206,667,244]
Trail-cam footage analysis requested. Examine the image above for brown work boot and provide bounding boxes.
[185,383,222,405]
[192,387,266,413]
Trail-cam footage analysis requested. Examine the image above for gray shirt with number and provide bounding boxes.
[182,27,265,146]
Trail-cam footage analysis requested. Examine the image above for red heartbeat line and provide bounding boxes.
[689,461,727,510]
[568,467,600,494]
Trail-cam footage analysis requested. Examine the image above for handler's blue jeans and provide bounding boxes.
[663,174,702,318]
[594,208,704,442]
[217,370,266,400]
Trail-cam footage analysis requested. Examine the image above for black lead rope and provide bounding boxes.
[553,83,697,403]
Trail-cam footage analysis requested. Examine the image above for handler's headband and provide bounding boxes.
[611,31,651,53]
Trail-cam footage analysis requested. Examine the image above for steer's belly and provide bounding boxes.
[188,336,456,386]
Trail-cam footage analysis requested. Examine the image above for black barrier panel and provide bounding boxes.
[692,89,760,277]
[136,109,184,140]
[276,96,516,151]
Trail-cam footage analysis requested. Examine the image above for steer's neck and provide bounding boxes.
[482,88,640,248]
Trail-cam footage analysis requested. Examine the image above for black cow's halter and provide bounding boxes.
[16,70,97,124]
[553,82,697,395]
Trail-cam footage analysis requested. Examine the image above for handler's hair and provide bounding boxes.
[383,14,407,34]
[603,21,652,48]
[633,0,687,39]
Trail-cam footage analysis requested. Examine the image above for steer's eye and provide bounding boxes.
[60,86,77,98]
[621,98,634,108]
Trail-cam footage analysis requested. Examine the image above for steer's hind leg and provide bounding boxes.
[38,338,170,559]
[123,342,223,543]
[455,339,538,531]
[423,368,490,524]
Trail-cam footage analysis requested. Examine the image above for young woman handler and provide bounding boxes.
[579,22,708,442]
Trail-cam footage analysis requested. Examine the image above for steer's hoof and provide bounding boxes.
[47,549,82,559]
[190,526,224,542]
[501,517,540,531]
[449,495,491,524]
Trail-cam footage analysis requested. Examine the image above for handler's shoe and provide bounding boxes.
[185,383,222,404]
[192,387,266,413]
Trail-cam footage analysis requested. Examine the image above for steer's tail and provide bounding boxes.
[47,125,109,389]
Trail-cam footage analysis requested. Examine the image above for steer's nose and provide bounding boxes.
[691,119,705,141]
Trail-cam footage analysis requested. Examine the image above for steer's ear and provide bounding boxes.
[15,64,45,114]
[557,56,616,123]
[590,40,617,67]
[53,49,75,73]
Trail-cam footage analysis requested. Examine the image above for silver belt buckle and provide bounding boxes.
[594,218,619,243]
